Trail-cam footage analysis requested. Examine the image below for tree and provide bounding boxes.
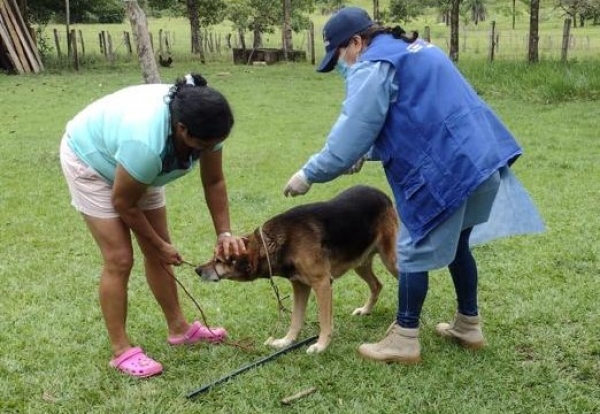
[556,0,600,26]
[25,0,124,24]
[124,0,160,84]
[186,0,202,57]
[388,0,439,22]
[528,0,540,63]
[315,0,345,14]
[283,0,293,58]
[226,0,252,49]
[557,0,585,26]
[435,0,453,25]
[225,0,314,50]
[389,0,424,22]
[185,0,227,60]
[449,0,461,61]
[463,0,486,24]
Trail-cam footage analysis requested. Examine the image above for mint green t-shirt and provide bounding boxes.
[66,84,222,186]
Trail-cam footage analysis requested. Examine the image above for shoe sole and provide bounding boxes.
[358,351,422,365]
[438,333,485,350]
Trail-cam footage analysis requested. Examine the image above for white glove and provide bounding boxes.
[283,170,311,197]
[344,156,366,175]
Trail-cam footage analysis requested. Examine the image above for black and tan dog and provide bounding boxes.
[196,185,398,353]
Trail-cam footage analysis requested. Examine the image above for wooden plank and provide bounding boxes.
[0,0,31,72]
[0,10,25,73]
[7,0,42,72]
[8,0,43,70]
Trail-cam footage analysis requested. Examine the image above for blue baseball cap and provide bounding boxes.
[317,7,374,73]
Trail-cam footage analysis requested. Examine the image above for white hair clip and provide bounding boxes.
[184,74,195,86]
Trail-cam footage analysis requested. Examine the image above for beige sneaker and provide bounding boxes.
[435,313,485,350]
[357,323,422,364]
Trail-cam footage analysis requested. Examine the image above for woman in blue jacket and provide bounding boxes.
[283,7,543,363]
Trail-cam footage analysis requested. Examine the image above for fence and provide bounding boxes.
[426,19,599,61]
[43,18,600,69]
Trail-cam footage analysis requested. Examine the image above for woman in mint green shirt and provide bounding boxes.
[60,73,245,378]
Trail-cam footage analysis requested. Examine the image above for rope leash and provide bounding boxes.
[163,261,254,351]
[257,226,292,337]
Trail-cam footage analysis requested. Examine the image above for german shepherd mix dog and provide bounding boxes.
[196,185,398,354]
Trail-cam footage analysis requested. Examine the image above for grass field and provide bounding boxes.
[1,53,600,412]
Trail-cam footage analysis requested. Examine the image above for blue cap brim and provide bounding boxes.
[316,49,337,73]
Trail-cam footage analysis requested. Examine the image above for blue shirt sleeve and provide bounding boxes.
[302,60,396,183]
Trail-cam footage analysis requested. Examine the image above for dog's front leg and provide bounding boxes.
[265,281,310,349]
[307,277,333,354]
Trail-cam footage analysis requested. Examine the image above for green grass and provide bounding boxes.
[1,60,600,413]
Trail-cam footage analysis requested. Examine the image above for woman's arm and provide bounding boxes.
[199,148,245,258]
[112,164,181,264]
[302,61,395,183]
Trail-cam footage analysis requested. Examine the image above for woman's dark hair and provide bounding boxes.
[344,23,418,47]
[167,73,234,142]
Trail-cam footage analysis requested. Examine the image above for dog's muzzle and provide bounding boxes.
[195,264,221,282]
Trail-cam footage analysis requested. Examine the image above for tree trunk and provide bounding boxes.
[528,0,539,63]
[186,0,205,63]
[449,0,460,62]
[283,0,293,60]
[252,22,262,48]
[123,0,160,84]
[512,0,516,29]
[238,27,246,50]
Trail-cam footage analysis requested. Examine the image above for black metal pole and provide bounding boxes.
[186,335,318,399]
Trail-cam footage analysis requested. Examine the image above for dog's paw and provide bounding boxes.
[306,343,327,354]
[352,306,372,316]
[265,337,293,349]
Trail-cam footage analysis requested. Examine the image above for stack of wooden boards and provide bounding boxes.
[0,0,44,74]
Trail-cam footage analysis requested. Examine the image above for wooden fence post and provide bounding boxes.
[561,18,571,62]
[424,26,431,43]
[100,31,108,57]
[489,20,496,62]
[69,29,78,70]
[78,29,85,56]
[124,31,132,57]
[308,20,315,65]
[53,28,62,58]
[107,32,115,64]
[158,28,163,55]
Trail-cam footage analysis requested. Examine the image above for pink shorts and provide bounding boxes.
[59,135,165,219]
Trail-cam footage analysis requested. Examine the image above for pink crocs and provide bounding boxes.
[109,347,163,378]
[168,321,227,345]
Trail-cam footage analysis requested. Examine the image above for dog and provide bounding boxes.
[196,185,398,354]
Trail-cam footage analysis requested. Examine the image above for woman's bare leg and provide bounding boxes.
[83,215,134,357]
[135,206,190,337]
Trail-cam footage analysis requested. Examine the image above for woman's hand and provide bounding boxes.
[214,232,246,260]
[283,170,311,197]
[158,242,183,265]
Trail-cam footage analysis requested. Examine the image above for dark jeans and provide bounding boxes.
[397,228,478,329]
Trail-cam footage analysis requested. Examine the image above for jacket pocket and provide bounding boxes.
[389,164,446,228]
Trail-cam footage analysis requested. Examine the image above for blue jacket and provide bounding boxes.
[360,35,522,242]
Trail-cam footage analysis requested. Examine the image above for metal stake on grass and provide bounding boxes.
[186,335,318,399]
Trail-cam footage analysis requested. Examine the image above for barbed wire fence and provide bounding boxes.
[42,17,600,69]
